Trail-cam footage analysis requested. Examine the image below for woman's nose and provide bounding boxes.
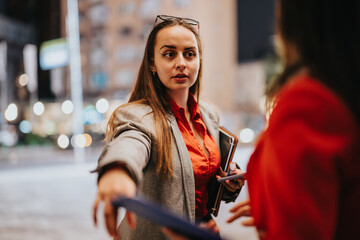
[175,55,186,69]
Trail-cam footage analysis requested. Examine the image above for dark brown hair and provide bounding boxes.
[267,0,360,122]
[106,18,203,177]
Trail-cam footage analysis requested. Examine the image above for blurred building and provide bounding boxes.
[60,0,275,127]
[60,0,243,106]
[1,0,276,148]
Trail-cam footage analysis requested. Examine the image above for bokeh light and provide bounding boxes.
[19,74,29,86]
[57,134,69,149]
[19,120,32,133]
[4,103,18,121]
[61,100,73,114]
[83,105,103,125]
[95,98,109,113]
[239,128,255,143]
[71,134,88,148]
[73,134,86,148]
[33,102,45,116]
[0,127,18,147]
[83,133,92,147]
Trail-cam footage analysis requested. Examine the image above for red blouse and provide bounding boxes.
[170,94,221,219]
[247,76,360,239]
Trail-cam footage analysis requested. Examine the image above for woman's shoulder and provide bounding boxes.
[272,75,358,135]
[115,102,153,116]
[279,75,350,115]
[199,98,220,120]
[279,74,343,104]
[111,102,155,129]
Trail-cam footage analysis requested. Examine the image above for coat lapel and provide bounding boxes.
[165,102,220,221]
[167,113,196,220]
[200,107,220,149]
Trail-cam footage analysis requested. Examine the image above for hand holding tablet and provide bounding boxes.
[217,172,246,183]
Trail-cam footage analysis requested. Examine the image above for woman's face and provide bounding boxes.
[152,25,200,97]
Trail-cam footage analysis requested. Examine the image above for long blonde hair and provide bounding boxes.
[106,18,203,178]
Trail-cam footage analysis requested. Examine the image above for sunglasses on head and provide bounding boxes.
[154,15,200,32]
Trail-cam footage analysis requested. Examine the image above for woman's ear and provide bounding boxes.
[150,65,156,74]
[150,58,156,73]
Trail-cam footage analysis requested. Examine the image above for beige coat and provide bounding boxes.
[95,100,220,240]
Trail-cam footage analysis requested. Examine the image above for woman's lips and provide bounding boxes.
[173,74,188,78]
[172,74,188,81]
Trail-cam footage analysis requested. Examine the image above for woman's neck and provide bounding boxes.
[168,90,189,109]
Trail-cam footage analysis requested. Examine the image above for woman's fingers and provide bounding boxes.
[162,227,189,240]
[218,167,227,177]
[229,198,250,212]
[216,176,243,192]
[217,166,245,192]
[125,210,136,229]
[226,179,243,189]
[93,168,137,238]
[206,219,219,234]
[242,217,255,226]
[224,183,237,192]
[104,199,118,237]
[93,194,101,226]
[227,198,252,223]
[227,206,250,223]
[227,204,251,223]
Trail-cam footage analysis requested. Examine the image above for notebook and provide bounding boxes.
[112,196,223,240]
[210,126,239,217]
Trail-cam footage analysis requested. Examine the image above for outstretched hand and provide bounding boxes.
[92,168,137,239]
[227,198,254,226]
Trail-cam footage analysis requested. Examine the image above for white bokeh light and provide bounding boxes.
[61,100,74,114]
[19,74,29,86]
[74,134,86,148]
[239,128,255,143]
[4,103,18,121]
[33,102,45,116]
[96,98,109,113]
[0,128,18,147]
[57,134,69,149]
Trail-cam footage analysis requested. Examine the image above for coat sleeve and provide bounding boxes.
[93,105,154,185]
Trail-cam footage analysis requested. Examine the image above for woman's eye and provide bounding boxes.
[163,52,175,58]
[185,51,196,58]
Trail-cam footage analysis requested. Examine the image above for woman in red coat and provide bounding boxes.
[228,0,360,239]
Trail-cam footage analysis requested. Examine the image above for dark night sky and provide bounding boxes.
[236,0,275,63]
